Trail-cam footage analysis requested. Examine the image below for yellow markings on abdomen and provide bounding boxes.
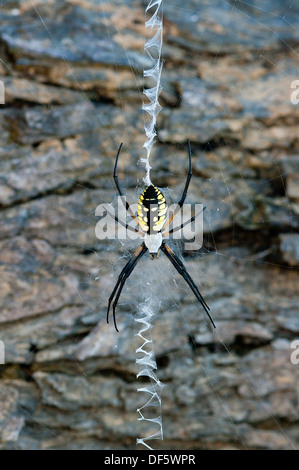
[137,185,167,234]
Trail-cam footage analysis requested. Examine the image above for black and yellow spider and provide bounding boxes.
[107,140,215,332]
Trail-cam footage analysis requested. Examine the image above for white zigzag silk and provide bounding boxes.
[142,0,163,186]
[135,0,164,450]
[135,303,164,449]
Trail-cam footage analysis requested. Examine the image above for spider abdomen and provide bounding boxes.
[138,185,167,234]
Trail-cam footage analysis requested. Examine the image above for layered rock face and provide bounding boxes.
[0,0,299,450]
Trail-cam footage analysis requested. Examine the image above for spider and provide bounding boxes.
[106,139,215,332]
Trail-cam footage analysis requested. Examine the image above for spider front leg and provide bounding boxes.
[160,241,215,328]
[107,242,148,332]
[105,206,144,237]
[162,139,193,232]
[113,143,140,228]
[162,206,206,237]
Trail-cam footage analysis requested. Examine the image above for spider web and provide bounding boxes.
[0,0,298,451]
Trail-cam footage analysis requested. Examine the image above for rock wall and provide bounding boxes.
[0,0,299,450]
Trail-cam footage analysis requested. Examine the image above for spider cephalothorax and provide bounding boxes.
[107,140,215,332]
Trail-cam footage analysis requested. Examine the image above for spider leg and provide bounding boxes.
[160,242,215,328]
[113,143,140,226]
[161,241,210,312]
[105,206,144,237]
[107,243,148,331]
[163,207,206,237]
[178,138,193,207]
[163,139,193,231]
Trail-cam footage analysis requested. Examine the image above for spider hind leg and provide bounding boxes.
[161,241,215,328]
[107,243,148,332]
